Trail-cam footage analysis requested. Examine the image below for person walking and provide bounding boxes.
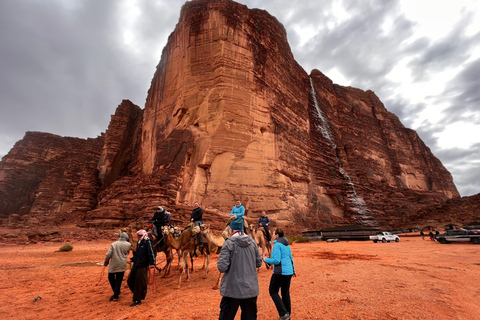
[104,232,131,301]
[231,200,246,232]
[190,201,204,249]
[127,230,156,306]
[217,219,262,320]
[264,228,296,320]
[257,211,272,243]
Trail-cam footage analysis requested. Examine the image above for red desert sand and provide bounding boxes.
[0,236,478,319]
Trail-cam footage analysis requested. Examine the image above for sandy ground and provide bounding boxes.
[0,235,479,320]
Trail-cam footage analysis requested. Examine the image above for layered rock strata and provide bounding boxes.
[0,132,104,225]
[0,0,462,234]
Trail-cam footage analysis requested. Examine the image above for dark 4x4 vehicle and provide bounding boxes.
[435,230,480,244]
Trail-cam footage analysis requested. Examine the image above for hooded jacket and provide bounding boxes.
[217,232,262,299]
[104,232,131,273]
[264,237,295,275]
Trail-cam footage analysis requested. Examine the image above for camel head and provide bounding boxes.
[161,226,170,235]
[200,224,210,235]
[192,225,200,236]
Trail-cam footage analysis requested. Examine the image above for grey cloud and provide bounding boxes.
[434,143,480,196]
[407,11,477,82]
[441,58,480,125]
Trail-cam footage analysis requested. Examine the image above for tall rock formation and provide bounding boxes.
[87,0,459,230]
[0,0,462,234]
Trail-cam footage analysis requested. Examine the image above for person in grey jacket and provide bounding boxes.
[104,232,131,301]
[217,219,262,320]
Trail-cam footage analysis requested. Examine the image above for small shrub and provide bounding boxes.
[59,243,73,252]
[286,235,310,244]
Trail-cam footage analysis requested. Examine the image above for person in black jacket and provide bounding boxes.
[190,201,204,248]
[127,230,156,306]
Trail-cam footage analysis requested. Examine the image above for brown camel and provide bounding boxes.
[249,224,271,269]
[162,222,204,289]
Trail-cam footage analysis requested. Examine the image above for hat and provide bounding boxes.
[157,206,164,212]
[119,232,129,241]
[230,220,244,231]
[166,210,171,215]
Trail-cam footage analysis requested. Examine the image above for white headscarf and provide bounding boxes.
[136,229,149,242]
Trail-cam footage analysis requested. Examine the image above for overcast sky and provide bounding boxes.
[1,0,479,197]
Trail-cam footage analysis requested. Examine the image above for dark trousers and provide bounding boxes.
[193,220,203,245]
[127,267,148,302]
[219,296,257,320]
[108,271,125,298]
[269,274,293,317]
[262,225,271,242]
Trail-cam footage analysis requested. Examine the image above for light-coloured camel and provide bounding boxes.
[249,224,271,269]
[200,224,229,289]
[162,223,203,289]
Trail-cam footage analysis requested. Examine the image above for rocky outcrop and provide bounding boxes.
[0,132,104,225]
[97,100,143,189]
[0,0,464,236]
[90,0,457,231]
[410,193,480,227]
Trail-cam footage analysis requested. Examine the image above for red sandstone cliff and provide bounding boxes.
[0,0,466,237]
[0,132,104,225]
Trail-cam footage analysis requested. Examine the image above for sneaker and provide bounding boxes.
[112,298,118,302]
[130,301,142,307]
[279,313,290,320]
[109,295,115,301]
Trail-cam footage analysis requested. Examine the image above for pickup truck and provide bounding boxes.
[370,232,400,243]
[435,229,480,244]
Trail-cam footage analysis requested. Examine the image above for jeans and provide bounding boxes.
[219,296,257,320]
[269,274,293,317]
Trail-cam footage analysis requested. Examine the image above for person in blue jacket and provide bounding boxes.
[264,228,296,320]
[230,200,246,232]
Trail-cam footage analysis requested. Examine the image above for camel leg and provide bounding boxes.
[189,252,194,273]
[176,249,181,269]
[176,253,187,289]
[186,253,191,281]
[213,273,223,290]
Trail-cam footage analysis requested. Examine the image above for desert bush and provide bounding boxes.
[59,243,73,252]
[286,235,310,244]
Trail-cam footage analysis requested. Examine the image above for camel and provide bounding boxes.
[114,221,145,253]
[249,224,271,269]
[162,223,205,289]
[199,224,230,289]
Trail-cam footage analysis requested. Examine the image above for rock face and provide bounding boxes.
[0,0,463,234]
[0,132,104,225]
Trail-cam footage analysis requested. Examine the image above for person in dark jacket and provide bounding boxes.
[151,206,167,236]
[257,211,271,243]
[217,219,262,320]
[264,228,296,320]
[104,232,131,301]
[127,230,156,306]
[190,201,204,248]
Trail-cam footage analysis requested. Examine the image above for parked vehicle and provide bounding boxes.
[370,232,400,243]
[435,229,480,244]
